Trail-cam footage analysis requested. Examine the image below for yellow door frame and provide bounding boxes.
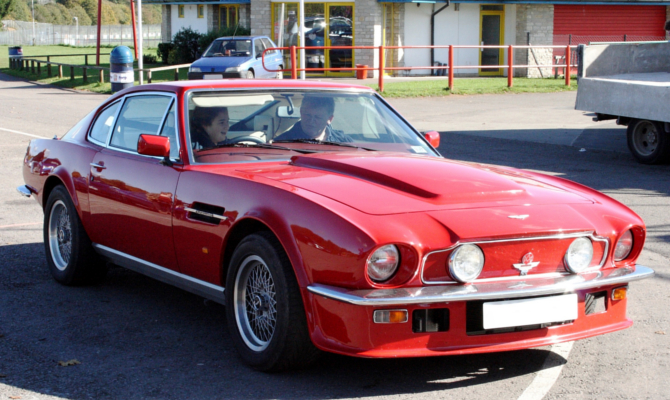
[219,4,240,29]
[324,3,355,77]
[270,2,354,77]
[479,7,504,76]
[382,3,394,76]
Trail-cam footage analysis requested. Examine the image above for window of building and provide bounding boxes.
[178,4,184,18]
[198,5,204,18]
[219,5,239,29]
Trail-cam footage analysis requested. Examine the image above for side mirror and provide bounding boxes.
[424,131,440,148]
[138,134,170,159]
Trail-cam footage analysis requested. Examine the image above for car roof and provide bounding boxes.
[214,36,267,40]
[107,79,375,101]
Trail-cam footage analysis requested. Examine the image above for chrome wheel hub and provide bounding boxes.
[234,255,277,351]
[48,200,72,271]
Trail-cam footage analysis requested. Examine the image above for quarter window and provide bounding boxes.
[89,102,120,144]
[109,95,172,152]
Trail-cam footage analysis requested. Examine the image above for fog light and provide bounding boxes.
[612,286,627,301]
[373,309,408,324]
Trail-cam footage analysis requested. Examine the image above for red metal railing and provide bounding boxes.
[262,44,578,92]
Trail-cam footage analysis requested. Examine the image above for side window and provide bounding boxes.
[261,38,275,55]
[254,39,265,58]
[109,95,172,152]
[159,102,179,159]
[89,102,120,144]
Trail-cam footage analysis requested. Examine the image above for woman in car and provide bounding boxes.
[191,106,230,150]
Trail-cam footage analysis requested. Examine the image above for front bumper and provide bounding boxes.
[187,71,246,80]
[305,265,653,358]
[308,265,653,306]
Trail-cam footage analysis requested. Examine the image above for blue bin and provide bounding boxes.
[110,46,134,93]
[8,46,23,59]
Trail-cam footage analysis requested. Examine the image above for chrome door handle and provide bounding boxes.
[90,163,106,170]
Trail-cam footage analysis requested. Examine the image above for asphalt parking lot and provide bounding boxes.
[0,74,668,400]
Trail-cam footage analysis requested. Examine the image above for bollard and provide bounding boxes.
[147,70,152,83]
[99,70,104,83]
[48,64,52,77]
[174,68,179,81]
[70,66,74,80]
[31,60,35,74]
[58,65,63,78]
[37,62,41,76]
[109,46,134,93]
[83,68,88,83]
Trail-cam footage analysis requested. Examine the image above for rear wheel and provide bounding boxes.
[627,119,670,164]
[226,232,320,371]
[245,70,255,79]
[44,186,106,285]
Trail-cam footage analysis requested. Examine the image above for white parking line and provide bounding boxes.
[517,341,574,400]
[0,127,45,139]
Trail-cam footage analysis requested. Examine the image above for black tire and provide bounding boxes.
[245,70,255,79]
[626,119,670,164]
[43,186,106,285]
[225,232,320,371]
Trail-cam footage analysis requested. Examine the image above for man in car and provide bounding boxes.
[273,95,352,142]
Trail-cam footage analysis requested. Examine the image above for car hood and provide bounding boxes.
[192,57,251,71]
[238,152,594,215]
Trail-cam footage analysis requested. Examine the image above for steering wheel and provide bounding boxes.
[229,135,265,144]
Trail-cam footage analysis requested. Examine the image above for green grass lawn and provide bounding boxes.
[366,77,577,97]
[0,45,182,94]
[1,45,577,96]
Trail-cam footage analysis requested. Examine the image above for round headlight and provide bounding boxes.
[614,230,634,261]
[448,244,485,283]
[367,245,400,282]
[564,237,594,273]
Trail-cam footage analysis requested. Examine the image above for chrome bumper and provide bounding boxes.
[16,185,32,198]
[307,265,654,306]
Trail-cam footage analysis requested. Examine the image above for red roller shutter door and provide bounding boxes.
[554,5,667,43]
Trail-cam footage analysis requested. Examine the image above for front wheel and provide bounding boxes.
[44,186,106,285]
[225,232,320,371]
[627,119,670,164]
[245,70,255,79]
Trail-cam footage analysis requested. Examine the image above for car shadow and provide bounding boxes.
[0,242,565,399]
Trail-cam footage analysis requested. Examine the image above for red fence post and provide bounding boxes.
[448,45,454,91]
[565,45,571,86]
[378,45,385,93]
[508,45,514,88]
[290,46,297,80]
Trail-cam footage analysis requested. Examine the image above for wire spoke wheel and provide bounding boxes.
[48,199,72,271]
[234,255,277,352]
[631,120,659,157]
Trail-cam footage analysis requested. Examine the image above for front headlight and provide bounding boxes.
[367,245,400,282]
[614,230,634,261]
[448,244,485,283]
[564,237,594,273]
[189,66,201,73]
[225,66,243,73]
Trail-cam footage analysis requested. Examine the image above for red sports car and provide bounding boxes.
[19,80,654,371]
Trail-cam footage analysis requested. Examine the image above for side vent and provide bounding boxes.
[185,202,226,225]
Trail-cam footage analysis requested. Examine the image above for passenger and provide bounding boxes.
[273,95,352,142]
[191,106,230,150]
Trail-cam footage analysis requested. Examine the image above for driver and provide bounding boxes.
[273,95,352,142]
[191,106,230,150]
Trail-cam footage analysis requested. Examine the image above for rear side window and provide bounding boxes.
[261,38,275,54]
[89,102,120,144]
[109,95,172,151]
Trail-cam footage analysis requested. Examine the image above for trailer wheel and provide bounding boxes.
[627,119,670,164]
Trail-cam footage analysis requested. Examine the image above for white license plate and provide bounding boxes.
[203,74,222,80]
[483,294,578,330]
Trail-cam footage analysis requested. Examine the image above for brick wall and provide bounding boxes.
[515,4,553,78]
[250,0,271,36]
[354,0,383,77]
[239,5,250,29]
[161,5,171,42]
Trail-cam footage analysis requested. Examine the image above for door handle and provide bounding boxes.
[90,162,106,170]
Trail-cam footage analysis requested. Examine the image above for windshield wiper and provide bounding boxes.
[273,138,376,151]
[213,142,318,154]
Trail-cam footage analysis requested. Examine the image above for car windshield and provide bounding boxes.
[187,90,439,164]
[204,39,252,57]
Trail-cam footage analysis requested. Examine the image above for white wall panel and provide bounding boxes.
[172,4,208,35]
